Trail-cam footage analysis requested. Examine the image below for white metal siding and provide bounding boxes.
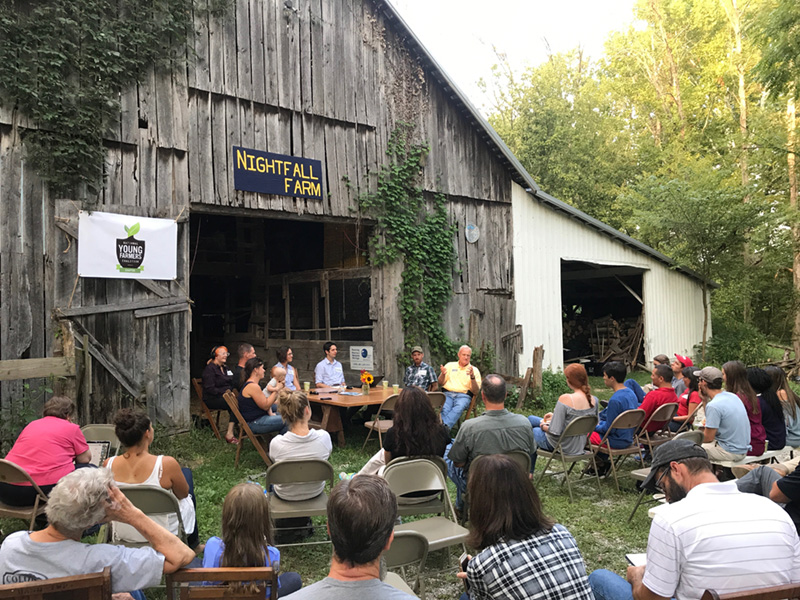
[511,182,709,373]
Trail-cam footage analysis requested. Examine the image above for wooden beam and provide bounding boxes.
[614,276,644,305]
[56,296,188,318]
[134,303,190,318]
[67,320,143,399]
[0,357,75,381]
[267,266,371,286]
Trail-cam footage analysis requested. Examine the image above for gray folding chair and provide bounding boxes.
[427,392,446,421]
[627,429,704,522]
[587,408,646,491]
[109,484,186,547]
[362,393,400,450]
[81,424,122,457]
[385,530,429,599]
[536,415,600,502]
[0,460,49,530]
[637,402,679,457]
[265,458,335,547]
[384,459,469,554]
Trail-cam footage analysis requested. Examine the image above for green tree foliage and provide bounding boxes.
[485,0,798,351]
[753,0,800,99]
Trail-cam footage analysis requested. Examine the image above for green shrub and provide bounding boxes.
[699,318,771,366]
[512,369,571,413]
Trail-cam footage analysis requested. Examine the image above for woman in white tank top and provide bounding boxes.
[104,409,197,548]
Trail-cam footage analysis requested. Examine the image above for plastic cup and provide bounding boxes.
[303,381,310,392]
[382,380,389,389]
[392,384,399,395]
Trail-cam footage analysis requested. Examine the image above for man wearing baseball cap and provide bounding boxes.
[589,439,800,600]
[402,346,437,391]
[695,366,751,462]
[671,354,693,396]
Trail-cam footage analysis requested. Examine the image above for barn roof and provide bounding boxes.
[377,0,710,287]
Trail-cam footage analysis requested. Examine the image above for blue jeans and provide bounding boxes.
[444,441,468,510]
[247,414,288,435]
[589,569,634,600]
[277,571,303,596]
[441,392,472,430]
[528,415,554,471]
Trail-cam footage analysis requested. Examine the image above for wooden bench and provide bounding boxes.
[701,582,800,600]
[711,449,783,469]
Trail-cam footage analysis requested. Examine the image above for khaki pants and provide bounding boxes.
[702,441,745,462]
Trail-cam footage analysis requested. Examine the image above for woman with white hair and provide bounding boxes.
[0,468,194,596]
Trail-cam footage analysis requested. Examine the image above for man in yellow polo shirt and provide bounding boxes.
[438,345,481,430]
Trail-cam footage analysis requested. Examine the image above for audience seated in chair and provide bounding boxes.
[589,362,640,478]
[670,367,702,433]
[104,409,199,549]
[0,396,91,508]
[201,482,302,597]
[695,366,751,463]
[723,360,766,457]
[358,387,450,477]
[768,366,800,448]
[269,390,332,500]
[202,345,238,444]
[457,454,594,600]
[528,364,598,471]
[287,475,414,599]
[734,462,800,535]
[446,375,535,514]
[589,439,800,600]
[0,468,194,599]
[238,358,287,436]
[747,367,786,451]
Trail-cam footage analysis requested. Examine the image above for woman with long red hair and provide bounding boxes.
[528,364,598,470]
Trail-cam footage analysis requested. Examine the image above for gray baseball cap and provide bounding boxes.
[410,346,424,354]
[693,366,723,384]
[641,439,708,491]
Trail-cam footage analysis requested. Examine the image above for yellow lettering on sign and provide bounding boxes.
[247,154,255,171]
[285,178,292,193]
[264,160,275,174]
[293,163,302,178]
[311,182,320,196]
[284,161,291,176]
[308,164,319,180]
[255,157,265,173]
[293,179,303,195]
[236,149,248,170]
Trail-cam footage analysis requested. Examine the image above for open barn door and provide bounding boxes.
[52,201,191,427]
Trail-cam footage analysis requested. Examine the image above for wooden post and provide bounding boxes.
[515,367,534,411]
[531,344,545,395]
[82,334,91,422]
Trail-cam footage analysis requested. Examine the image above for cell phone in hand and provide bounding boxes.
[459,552,470,591]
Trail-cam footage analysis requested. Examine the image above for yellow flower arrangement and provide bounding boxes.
[360,370,374,385]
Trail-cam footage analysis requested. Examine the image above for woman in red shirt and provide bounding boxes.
[723,360,766,456]
[0,396,90,506]
[669,367,702,432]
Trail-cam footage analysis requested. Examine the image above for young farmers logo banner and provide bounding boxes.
[77,211,177,280]
[232,146,323,200]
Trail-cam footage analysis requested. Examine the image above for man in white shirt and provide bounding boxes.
[315,341,346,388]
[589,439,800,600]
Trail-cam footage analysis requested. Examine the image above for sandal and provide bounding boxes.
[224,435,239,445]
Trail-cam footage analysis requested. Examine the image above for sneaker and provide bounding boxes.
[596,463,611,479]
[338,472,355,481]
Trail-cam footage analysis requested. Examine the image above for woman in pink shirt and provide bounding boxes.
[0,396,90,506]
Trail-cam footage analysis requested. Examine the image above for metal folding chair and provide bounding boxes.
[535,415,600,502]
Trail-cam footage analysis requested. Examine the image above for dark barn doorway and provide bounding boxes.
[189,213,372,382]
[561,260,645,373]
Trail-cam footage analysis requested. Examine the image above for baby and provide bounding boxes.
[263,366,286,415]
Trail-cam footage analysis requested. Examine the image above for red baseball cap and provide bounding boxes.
[675,354,693,368]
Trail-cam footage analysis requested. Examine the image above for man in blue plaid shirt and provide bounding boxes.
[402,346,438,391]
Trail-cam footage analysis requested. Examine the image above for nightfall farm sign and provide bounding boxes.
[232,146,323,200]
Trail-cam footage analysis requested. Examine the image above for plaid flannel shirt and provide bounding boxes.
[403,362,436,389]
[466,524,594,600]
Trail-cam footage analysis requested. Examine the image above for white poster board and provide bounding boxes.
[77,211,178,280]
[349,346,374,371]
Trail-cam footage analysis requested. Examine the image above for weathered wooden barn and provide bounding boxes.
[0,0,708,428]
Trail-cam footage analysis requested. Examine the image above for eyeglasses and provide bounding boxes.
[653,459,686,493]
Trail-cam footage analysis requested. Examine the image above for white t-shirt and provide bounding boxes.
[0,531,164,592]
[643,481,800,600]
[269,429,333,501]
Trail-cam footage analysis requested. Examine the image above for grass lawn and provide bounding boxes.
[0,372,655,599]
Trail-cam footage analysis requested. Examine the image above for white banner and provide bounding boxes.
[349,346,375,370]
[77,211,177,280]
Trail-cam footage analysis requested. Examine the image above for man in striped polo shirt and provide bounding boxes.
[588,439,800,600]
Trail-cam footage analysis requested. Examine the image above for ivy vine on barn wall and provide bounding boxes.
[0,0,228,196]
[358,123,460,364]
